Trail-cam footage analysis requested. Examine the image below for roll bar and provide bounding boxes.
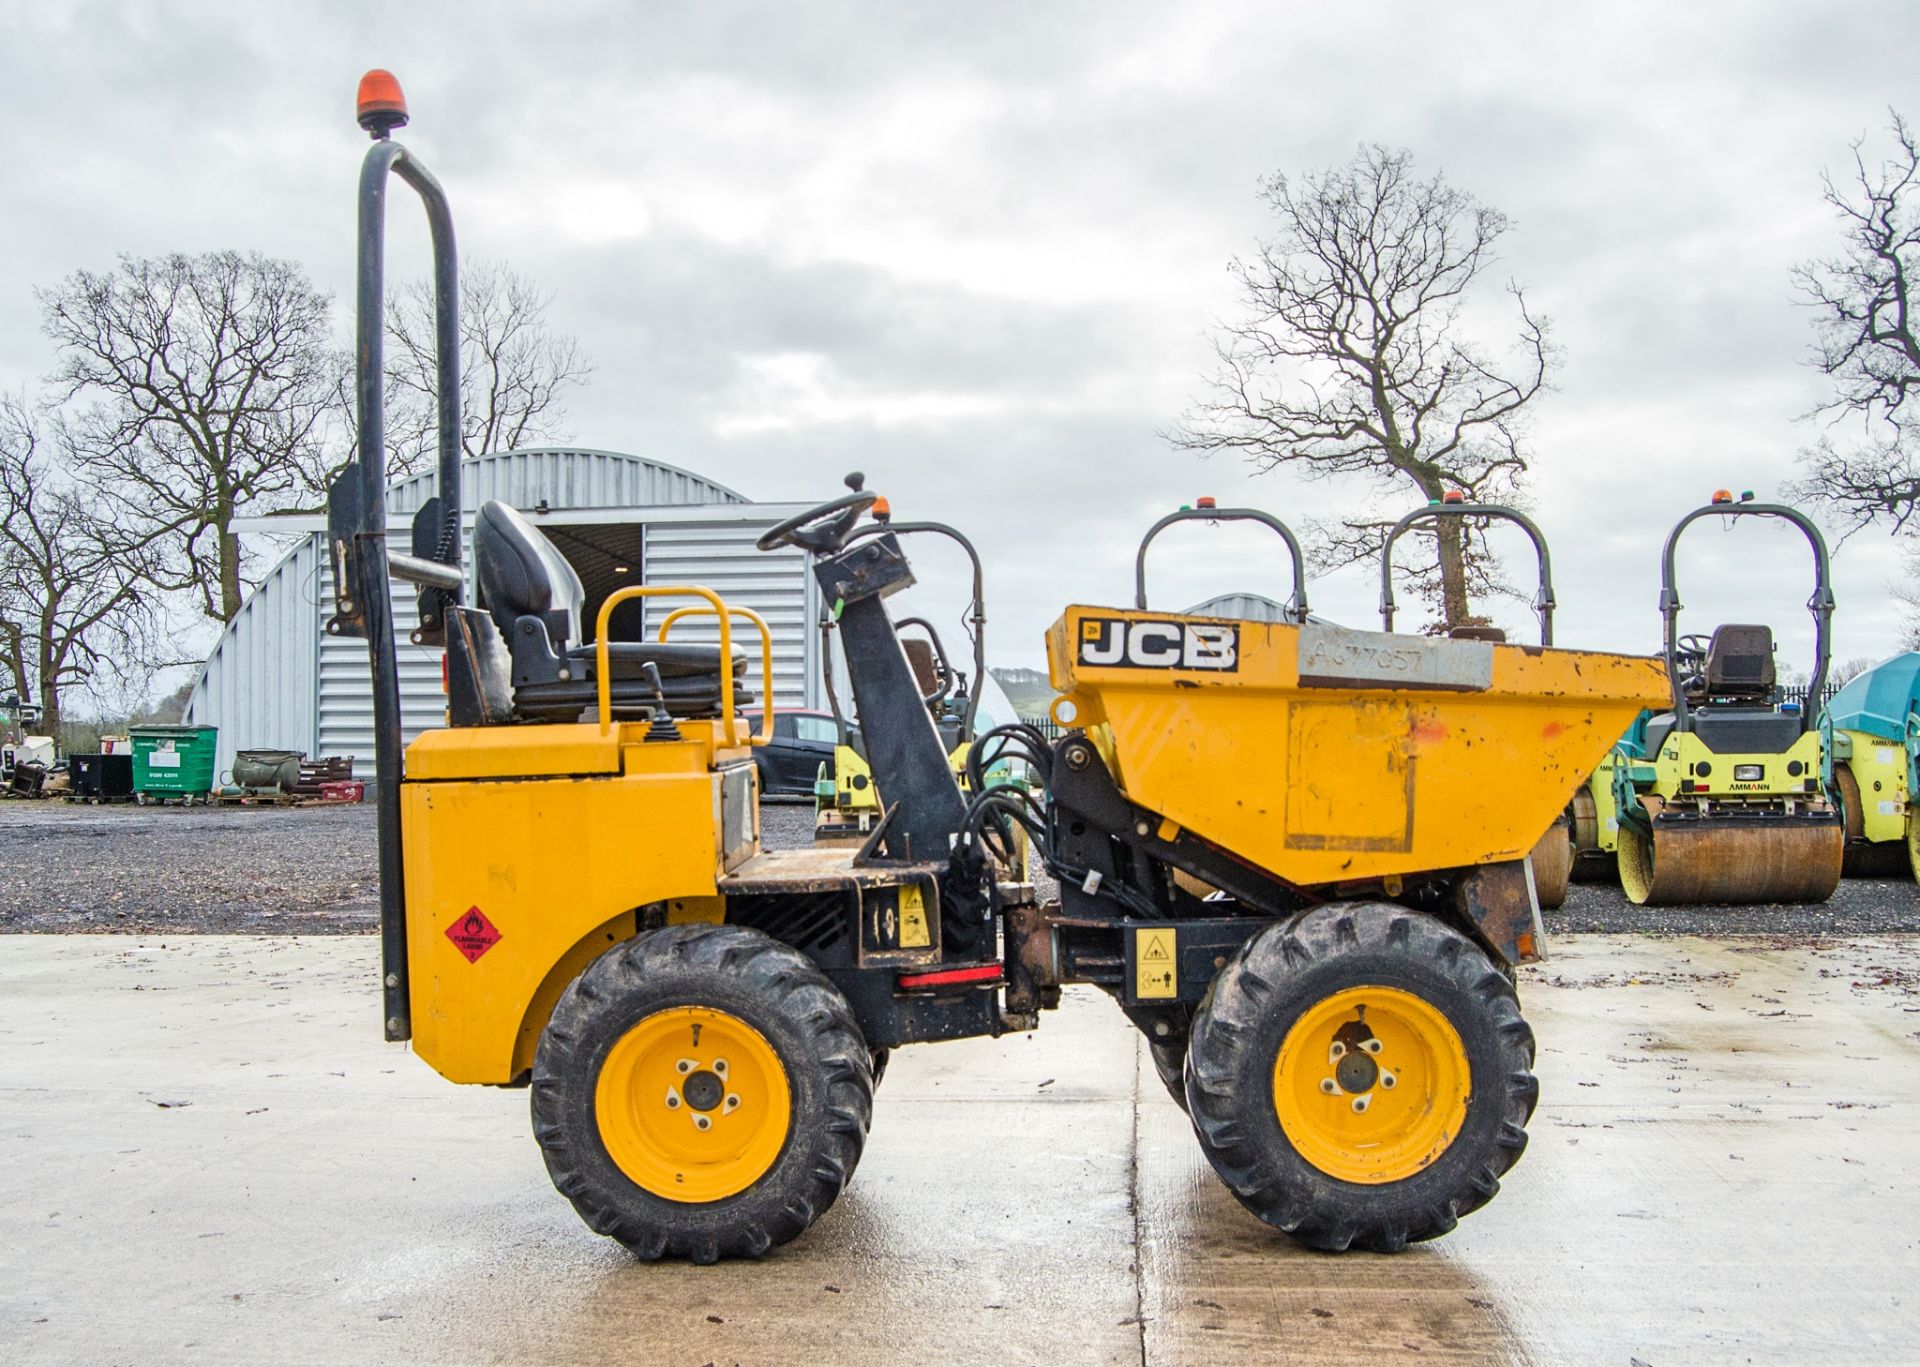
[1134,507,1308,621]
[1659,500,1835,735]
[323,75,464,1044]
[1379,502,1556,646]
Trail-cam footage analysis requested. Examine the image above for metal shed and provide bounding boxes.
[186,448,820,782]
[1183,592,1294,622]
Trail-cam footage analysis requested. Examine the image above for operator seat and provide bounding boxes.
[472,499,751,723]
[1701,624,1774,700]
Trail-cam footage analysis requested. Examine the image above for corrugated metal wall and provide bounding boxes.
[314,557,450,770]
[388,447,745,517]
[1184,592,1292,622]
[184,533,324,783]
[642,522,818,707]
[188,450,816,780]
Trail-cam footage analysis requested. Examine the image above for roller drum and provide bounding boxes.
[1529,815,1573,909]
[1568,787,1617,883]
[1618,805,1843,906]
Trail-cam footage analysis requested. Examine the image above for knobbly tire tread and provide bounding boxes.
[1184,903,1536,1253]
[531,923,873,1263]
[1149,1038,1190,1112]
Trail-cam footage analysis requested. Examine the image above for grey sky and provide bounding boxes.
[4,1,1916,692]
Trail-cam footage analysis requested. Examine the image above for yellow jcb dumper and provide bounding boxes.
[332,73,1669,1262]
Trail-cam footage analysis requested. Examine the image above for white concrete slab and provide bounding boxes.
[0,933,1915,1364]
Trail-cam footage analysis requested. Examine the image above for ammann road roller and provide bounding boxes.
[1614,493,1845,905]
[1821,651,1920,878]
[331,73,1669,1261]
[1378,493,1573,909]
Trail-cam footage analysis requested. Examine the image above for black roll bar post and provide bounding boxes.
[1134,507,1310,621]
[1658,501,1835,736]
[1379,503,1557,646]
[324,83,462,1044]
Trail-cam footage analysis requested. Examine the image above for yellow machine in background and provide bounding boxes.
[1614,495,1844,906]
[331,73,1672,1267]
[1821,651,1920,878]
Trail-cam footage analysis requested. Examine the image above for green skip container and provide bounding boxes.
[130,725,219,805]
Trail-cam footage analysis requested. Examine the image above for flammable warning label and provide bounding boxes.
[1134,926,1176,999]
[445,906,503,963]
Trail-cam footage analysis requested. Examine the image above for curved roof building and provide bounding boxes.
[186,448,819,780]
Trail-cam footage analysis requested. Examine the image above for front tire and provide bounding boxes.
[1185,903,1536,1253]
[532,924,873,1263]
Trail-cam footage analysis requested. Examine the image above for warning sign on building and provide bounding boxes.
[1134,926,1176,999]
[445,906,503,963]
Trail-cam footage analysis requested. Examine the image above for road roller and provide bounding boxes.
[1821,651,1920,878]
[1566,714,1654,883]
[1615,493,1844,906]
[1378,493,1573,909]
[329,71,1673,1263]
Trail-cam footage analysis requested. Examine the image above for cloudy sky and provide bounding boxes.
[4,1,1917,688]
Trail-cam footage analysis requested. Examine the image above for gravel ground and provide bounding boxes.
[1545,874,1920,937]
[4,796,1917,936]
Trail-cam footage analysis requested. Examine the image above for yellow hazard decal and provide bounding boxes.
[1134,926,1176,999]
[899,885,931,949]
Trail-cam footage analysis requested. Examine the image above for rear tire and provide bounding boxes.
[532,924,873,1263]
[1148,1037,1190,1112]
[1185,903,1536,1253]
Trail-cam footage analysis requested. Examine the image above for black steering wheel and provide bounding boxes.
[756,473,878,554]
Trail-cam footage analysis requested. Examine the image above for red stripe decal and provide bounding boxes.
[897,963,1004,989]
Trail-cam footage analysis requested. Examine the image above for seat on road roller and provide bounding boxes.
[1701,624,1775,700]
[473,499,750,722]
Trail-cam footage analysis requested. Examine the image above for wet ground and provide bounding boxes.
[1,933,1915,1364]
[4,798,1918,935]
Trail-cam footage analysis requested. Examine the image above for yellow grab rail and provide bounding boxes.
[657,603,777,747]
[591,586,765,748]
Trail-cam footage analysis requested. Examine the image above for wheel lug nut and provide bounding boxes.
[1380,1072,1397,1089]
[1319,1078,1338,1095]
[1351,1094,1370,1114]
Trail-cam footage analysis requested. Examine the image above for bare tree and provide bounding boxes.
[38,251,346,623]
[0,397,164,735]
[1170,145,1551,632]
[1790,112,1920,535]
[383,259,592,467]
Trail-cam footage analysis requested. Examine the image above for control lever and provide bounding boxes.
[639,663,682,743]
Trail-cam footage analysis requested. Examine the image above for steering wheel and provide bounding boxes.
[755,473,878,554]
[1675,632,1712,662]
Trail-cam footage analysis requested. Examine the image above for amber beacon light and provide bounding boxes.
[356,69,410,138]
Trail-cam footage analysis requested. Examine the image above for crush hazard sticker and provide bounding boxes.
[445,906,503,963]
[1134,926,1177,999]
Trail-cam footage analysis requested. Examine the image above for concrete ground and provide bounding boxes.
[2,934,1916,1365]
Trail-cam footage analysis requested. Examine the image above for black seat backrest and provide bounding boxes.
[1703,624,1774,699]
[474,500,583,648]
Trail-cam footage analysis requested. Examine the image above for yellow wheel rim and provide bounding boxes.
[595,1006,791,1204]
[1272,986,1469,1185]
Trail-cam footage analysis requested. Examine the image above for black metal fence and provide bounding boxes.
[1780,682,1841,713]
